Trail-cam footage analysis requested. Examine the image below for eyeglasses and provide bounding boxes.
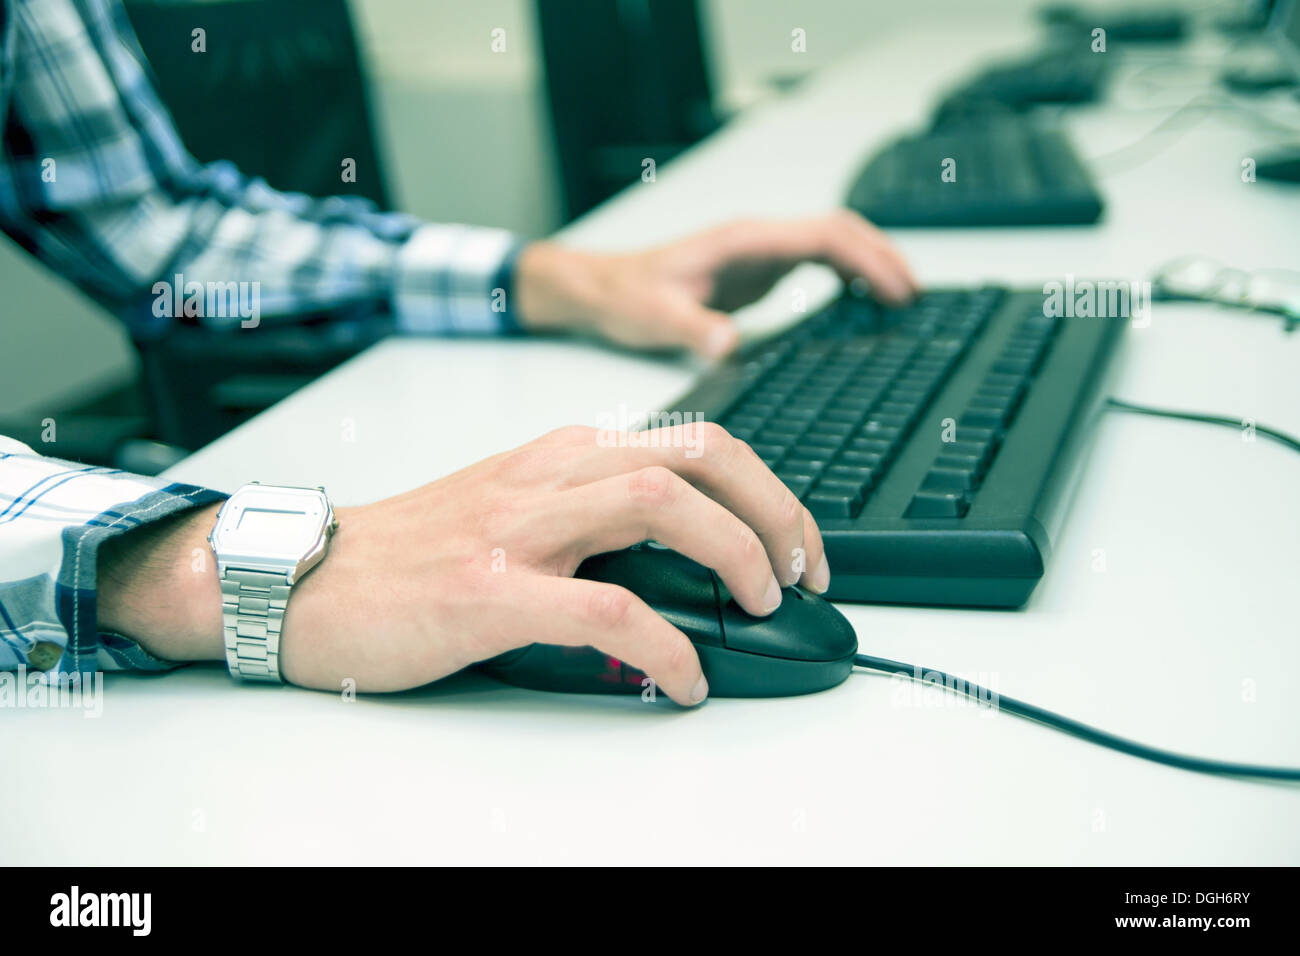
[1151,256,1300,331]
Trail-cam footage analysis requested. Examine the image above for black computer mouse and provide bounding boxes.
[480,545,858,699]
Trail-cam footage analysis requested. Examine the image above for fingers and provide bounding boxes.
[825,210,920,301]
[510,575,708,706]
[689,213,920,305]
[658,292,739,359]
[538,465,783,616]
[794,212,918,304]
[798,505,830,594]
[553,422,812,589]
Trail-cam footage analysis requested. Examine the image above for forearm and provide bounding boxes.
[96,503,224,663]
[0,437,226,674]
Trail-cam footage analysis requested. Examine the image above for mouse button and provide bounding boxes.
[657,603,725,647]
[718,590,858,662]
[634,553,723,647]
[576,548,725,647]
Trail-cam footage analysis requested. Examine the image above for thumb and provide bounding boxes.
[661,297,740,359]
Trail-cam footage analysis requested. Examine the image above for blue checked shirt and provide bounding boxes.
[0,0,527,678]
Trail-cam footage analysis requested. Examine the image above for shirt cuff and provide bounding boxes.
[0,437,226,678]
[392,224,530,335]
[63,483,228,676]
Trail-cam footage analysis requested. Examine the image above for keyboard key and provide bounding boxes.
[794,425,844,444]
[758,419,805,438]
[790,439,842,462]
[960,406,1014,430]
[884,387,930,408]
[838,450,885,470]
[749,444,786,467]
[936,453,987,478]
[754,427,801,448]
[824,465,875,492]
[877,400,920,418]
[732,400,781,420]
[905,489,971,518]
[862,414,910,433]
[782,458,829,477]
[953,425,999,445]
[721,415,765,434]
[992,355,1037,377]
[823,406,866,424]
[982,373,1024,391]
[806,482,867,519]
[848,438,895,459]
[921,467,977,491]
[970,390,1024,424]
[775,473,815,499]
[805,420,854,440]
[943,440,996,467]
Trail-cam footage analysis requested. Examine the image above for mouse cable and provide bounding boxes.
[850,398,1300,780]
[1105,397,1300,454]
[853,654,1300,780]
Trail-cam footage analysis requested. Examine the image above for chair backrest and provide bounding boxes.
[535,0,718,221]
[121,0,396,450]
[124,0,392,208]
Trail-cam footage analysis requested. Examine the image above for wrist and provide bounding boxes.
[514,241,615,333]
[273,505,356,689]
[96,502,224,663]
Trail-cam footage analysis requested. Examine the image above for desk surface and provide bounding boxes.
[9,14,1300,865]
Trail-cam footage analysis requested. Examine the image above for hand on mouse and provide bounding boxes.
[98,424,829,707]
[514,211,920,360]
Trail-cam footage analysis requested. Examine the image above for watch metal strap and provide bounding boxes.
[221,567,290,683]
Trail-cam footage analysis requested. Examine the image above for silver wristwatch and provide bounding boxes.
[208,483,337,683]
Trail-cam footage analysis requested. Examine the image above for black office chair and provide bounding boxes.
[2,0,395,468]
[535,0,721,221]
[120,0,396,455]
[125,0,392,208]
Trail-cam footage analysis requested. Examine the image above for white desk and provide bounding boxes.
[9,14,1300,865]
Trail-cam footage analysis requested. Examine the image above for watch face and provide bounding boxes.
[210,485,333,577]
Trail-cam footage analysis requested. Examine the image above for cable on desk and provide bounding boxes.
[853,654,1300,781]
[853,398,1300,779]
[1086,93,1300,177]
[1106,397,1300,454]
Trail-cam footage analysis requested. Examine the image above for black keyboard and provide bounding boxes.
[939,52,1110,112]
[666,287,1126,607]
[1041,5,1187,42]
[846,118,1104,227]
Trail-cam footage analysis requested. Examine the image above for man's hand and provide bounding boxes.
[98,425,829,707]
[514,211,919,359]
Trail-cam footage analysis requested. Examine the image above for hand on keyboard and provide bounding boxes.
[513,210,919,360]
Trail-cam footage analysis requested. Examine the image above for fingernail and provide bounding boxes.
[762,575,782,613]
[809,556,830,594]
[705,325,737,359]
[690,674,709,704]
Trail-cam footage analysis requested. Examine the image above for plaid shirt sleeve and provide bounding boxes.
[0,435,226,677]
[0,0,528,337]
[0,0,535,677]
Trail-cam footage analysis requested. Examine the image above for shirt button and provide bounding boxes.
[28,642,63,671]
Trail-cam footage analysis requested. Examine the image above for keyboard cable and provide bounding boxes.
[1105,397,1300,453]
[854,397,1300,781]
